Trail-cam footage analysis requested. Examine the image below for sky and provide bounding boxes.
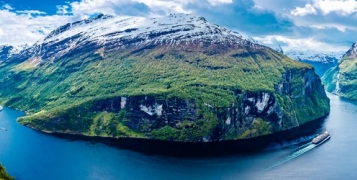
[1,0,357,53]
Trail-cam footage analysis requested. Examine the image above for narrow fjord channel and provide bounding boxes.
[1,92,357,180]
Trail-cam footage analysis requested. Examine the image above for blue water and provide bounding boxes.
[300,61,336,77]
[1,93,357,180]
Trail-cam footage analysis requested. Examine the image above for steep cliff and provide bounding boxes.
[323,42,357,99]
[0,14,329,142]
[20,67,328,142]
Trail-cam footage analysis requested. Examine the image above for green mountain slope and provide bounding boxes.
[322,42,357,99]
[0,14,330,142]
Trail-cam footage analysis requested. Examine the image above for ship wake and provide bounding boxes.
[264,143,316,171]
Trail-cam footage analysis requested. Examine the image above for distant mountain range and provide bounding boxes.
[0,44,29,61]
[323,41,357,100]
[0,14,329,142]
[284,50,343,64]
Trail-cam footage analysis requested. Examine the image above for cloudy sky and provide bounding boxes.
[1,0,356,53]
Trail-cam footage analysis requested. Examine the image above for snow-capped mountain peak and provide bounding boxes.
[284,49,344,64]
[3,14,262,67]
[39,13,253,46]
[43,14,114,42]
[23,13,260,63]
[0,44,30,61]
[0,45,13,60]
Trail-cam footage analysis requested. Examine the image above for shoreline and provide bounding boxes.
[21,114,328,157]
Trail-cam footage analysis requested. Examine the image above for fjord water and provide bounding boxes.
[300,61,336,77]
[1,93,357,179]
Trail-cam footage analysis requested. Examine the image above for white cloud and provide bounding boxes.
[288,0,357,37]
[56,5,70,15]
[16,10,47,15]
[70,0,120,15]
[207,0,233,6]
[133,0,232,14]
[68,0,191,16]
[291,4,316,16]
[0,0,240,47]
[1,0,184,46]
[255,35,349,52]
[0,7,73,46]
[0,0,356,54]
[2,4,13,10]
[313,0,357,15]
[309,23,355,31]
[293,0,357,16]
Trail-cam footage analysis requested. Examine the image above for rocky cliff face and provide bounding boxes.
[322,41,357,99]
[1,14,330,142]
[20,67,328,142]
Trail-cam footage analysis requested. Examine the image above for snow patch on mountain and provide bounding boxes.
[0,45,12,60]
[40,14,252,45]
[28,13,260,62]
[10,44,30,55]
[0,44,31,61]
[284,50,343,63]
[2,14,264,65]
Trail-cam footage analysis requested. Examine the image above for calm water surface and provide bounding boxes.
[1,93,357,180]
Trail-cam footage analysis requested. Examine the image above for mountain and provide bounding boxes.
[0,14,329,142]
[284,50,342,64]
[0,45,13,61]
[323,42,357,99]
[284,50,344,77]
[0,44,30,61]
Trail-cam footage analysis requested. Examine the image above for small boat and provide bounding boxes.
[1,127,7,131]
[312,131,330,144]
[0,106,3,111]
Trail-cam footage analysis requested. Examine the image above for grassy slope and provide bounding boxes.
[0,45,308,111]
[337,57,357,98]
[0,44,326,140]
[323,56,357,99]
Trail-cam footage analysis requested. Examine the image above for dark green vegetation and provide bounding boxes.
[322,66,339,93]
[0,40,330,142]
[323,42,357,100]
[0,164,14,180]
